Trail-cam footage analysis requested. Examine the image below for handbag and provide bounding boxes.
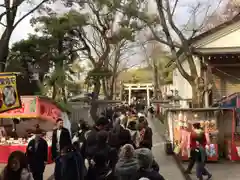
[174,145,181,154]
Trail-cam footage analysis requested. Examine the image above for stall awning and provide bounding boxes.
[0,96,62,123]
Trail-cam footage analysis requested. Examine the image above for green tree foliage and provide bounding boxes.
[0,0,53,71]
[6,0,147,119]
[118,68,153,83]
[8,11,89,101]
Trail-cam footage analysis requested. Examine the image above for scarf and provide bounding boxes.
[139,128,146,142]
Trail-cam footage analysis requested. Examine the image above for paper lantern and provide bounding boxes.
[183,115,187,122]
[210,120,216,124]
[200,120,204,127]
[205,120,210,125]
[178,113,183,120]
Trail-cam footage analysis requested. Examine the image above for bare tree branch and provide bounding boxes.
[0,22,7,27]
[73,28,95,64]
[155,0,194,81]
[13,0,49,28]
[171,0,179,16]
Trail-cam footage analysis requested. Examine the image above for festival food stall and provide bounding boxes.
[0,95,64,163]
[215,93,240,161]
[166,108,225,162]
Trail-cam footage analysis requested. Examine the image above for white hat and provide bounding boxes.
[139,178,150,180]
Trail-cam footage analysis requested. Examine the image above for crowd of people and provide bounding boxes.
[0,104,165,180]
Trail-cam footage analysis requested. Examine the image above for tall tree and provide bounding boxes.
[7,11,87,101]
[141,41,172,99]
[66,0,142,120]
[102,40,140,100]
[6,35,54,95]
[0,0,50,71]
[127,0,221,107]
[30,11,88,102]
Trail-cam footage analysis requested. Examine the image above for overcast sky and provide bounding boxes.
[5,0,224,44]
[0,0,225,70]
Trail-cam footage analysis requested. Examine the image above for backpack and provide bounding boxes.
[85,129,98,158]
[108,126,121,149]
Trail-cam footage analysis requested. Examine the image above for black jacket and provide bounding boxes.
[54,150,84,180]
[26,137,48,173]
[108,125,132,150]
[81,126,99,159]
[134,168,165,180]
[51,127,71,160]
[139,127,153,149]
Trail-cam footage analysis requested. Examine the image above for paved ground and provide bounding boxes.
[181,160,240,180]
[149,116,185,180]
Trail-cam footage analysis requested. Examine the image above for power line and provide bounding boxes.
[214,67,240,81]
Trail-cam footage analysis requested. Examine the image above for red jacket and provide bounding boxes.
[190,130,206,149]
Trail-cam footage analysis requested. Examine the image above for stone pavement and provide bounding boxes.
[181,160,240,180]
[149,116,185,180]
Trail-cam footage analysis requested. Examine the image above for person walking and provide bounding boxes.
[195,140,212,180]
[115,144,139,180]
[86,131,117,180]
[126,120,140,148]
[54,145,84,180]
[185,123,206,174]
[26,129,48,180]
[108,117,132,151]
[51,118,72,160]
[72,119,90,147]
[81,117,108,159]
[135,148,165,180]
[0,151,34,180]
[139,118,153,150]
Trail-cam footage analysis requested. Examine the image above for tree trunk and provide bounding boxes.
[0,29,13,71]
[52,83,57,100]
[153,62,162,99]
[109,75,116,100]
[62,87,67,103]
[113,79,117,100]
[90,80,101,122]
[191,83,203,108]
[102,78,110,99]
[102,75,116,100]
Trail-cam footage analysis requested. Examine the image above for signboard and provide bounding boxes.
[0,95,62,123]
[0,96,37,118]
[0,74,21,113]
[38,99,61,123]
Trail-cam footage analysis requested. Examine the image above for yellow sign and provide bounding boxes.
[0,74,21,113]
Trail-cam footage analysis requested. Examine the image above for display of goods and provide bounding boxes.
[204,119,217,132]
[200,120,205,128]
[195,129,203,135]
[210,136,218,144]
[205,120,210,125]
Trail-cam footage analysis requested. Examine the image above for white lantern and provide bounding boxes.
[178,112,183,120]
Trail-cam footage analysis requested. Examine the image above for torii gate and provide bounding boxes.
[122,83,153,107]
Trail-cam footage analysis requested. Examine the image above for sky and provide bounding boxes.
[0,0,225,69]
[2,0,223,43]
